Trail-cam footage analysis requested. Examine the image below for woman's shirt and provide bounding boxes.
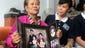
[73,13,85,40]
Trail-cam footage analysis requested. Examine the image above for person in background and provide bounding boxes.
[45,0,74,48]
[27,29,37,48]
[68,0,80,19]
[6,0,48,48]
[32,36,37,48]
[37,33,46,48]
[50,26,56,38]
[73,0,85,48]
[76,0,84,11]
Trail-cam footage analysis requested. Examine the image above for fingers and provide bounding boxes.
[11,32,18,37]
[11,31,21,44]
[12,38,21,44]
[64,45,70,48]
[0,45,4,48]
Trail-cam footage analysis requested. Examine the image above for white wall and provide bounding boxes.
[38,0,47,20]
[41,0,57,21]
[0,0,24,26]
[39,0,49,20]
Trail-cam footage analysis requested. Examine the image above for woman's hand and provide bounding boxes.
[0,45,4,48]
[64,39,73,48]
[64,44,71,48]
[56,29,62,39]
[11,31,21,44]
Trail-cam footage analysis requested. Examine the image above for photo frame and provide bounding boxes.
[20,23,50,48]
[48,22,61,48]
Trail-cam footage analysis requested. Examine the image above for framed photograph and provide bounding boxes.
[48,22,61,48]
[20,23,50,48]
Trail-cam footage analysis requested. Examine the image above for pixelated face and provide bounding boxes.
[39,34,43,38]
[50,29,55,34]
[57,3,69,16]
[30,30,34,35]
[25,0,40,15]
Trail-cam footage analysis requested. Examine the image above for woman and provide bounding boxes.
[6,0,48,48]
[73,0,85,48]
[37,33,45,48]
[45,0,74,48]
[68,0,80,19]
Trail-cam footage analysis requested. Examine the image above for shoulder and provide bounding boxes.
[74,14,81,19]
[45,15,55,25]
[18,15,28,23]
[40,20,48,26]
[66,18,73,26]
[67,18,73,23]
[73,14,82,22]
[46,15,55,19]
[19,15,28,19]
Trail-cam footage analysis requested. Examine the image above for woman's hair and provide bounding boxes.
[30,29,34,32]
[24,0,40,8]
[24,0,28,8]
[72,0,76,9]
[76,0,85,11]
[38,33,43,36]
[58,0,72,8]
[37,33,45,42]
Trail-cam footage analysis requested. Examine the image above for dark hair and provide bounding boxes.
[38,33,43,36]
[72,0,76,9]
[50,26,55,31]
[24,0,40,8]
[76,0,85,11]
[58,0,72,8]
[30,29,34,32]
[24,0,28,8]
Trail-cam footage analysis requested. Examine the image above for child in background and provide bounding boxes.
[73,0,85,48]
[45,0,74,48]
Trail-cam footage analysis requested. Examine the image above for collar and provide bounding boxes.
[27,15,41,25]
[55,13,68,22]
[81,12,85,19]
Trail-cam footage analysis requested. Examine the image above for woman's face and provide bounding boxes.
[39,34,43,38]
[25,0,40,15]
[57,3,69,16]
[50,29,55,33]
